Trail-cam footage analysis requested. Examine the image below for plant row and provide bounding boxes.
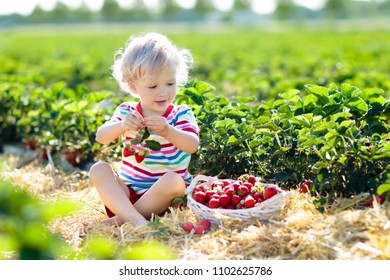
[0,81,116,167]
[176,80,390,198]
[1,79,389,198]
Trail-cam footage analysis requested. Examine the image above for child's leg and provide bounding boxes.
[134,171,186,219]
[89,162,148,226]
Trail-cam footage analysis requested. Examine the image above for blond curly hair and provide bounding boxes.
[111,32,193,96]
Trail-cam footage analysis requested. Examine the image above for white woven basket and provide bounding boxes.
[186,175,292,225]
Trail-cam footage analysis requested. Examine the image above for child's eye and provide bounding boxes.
[148,85,157,89]
[168,83,175,86]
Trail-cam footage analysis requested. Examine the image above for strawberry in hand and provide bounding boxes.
[122,127,161,163]
[123,147,135,157]
[134,151,146,163]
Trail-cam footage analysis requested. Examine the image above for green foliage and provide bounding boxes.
[1,29,389,194]
[0,180,79,259]
[120,241,176,260]
[1,80,115,166]
[0,179,176,260]
[75,234,175,260]
[1,30,389,102]
[180,81,390,197]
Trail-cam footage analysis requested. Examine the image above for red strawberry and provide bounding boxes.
[25,139,38,150]
[299,180,312,193]
[123,147,134,157]
[230,182,240,192]
[375,194,385,204]
[193,191,206,204]
[205,190,217,201]
[366,194,385,207]
[211,182,223,190]
[197,219,211,230]
[134,153,145,163]
[222,180,230,187]
[244,195,256,208]
[64,150,77,166]
[247,175,257,185]
[219,194,231,208]
[242,182,253,191]
[223,186,234,196]
[208,198,219,208]
[238,184,250,196]
[194,225,207,235]
[252,192,260,200]
[263,186,279,200]
[194,185,205,193]
[181,222,195,233]
[365,199,372,207]
[231,194,241,207]
[40,149,48,161]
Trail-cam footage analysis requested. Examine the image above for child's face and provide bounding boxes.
[131,63,177,117]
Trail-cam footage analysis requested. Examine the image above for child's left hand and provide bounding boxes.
[143,116,171,137]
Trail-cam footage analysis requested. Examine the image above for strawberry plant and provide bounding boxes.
[15,82,114,167]
[103,127,161,163]
[1,29,389,200]
[178,81,390,198]
[0,82,34,145]
[126,127,161,163]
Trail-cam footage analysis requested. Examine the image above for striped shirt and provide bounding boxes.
[107,101,199,194]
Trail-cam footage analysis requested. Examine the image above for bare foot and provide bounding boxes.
[100,216,122,226]
[100,215,148,227]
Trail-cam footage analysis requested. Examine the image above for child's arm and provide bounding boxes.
[95,122,127,144]
[143,116,199,154]
[163,125,199,154]
[96,111,144,144]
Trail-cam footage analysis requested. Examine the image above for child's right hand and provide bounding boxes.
[121,111,145,132]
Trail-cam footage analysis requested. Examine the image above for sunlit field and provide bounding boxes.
[1,23,389,260]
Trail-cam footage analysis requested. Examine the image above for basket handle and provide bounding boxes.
[186,175,219,194]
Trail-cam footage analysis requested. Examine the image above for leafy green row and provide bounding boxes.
[1,30,389,101]
[0,81,118,166]
[177,80,390,197]
[1,77,389,196]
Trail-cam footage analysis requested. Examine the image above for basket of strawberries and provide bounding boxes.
[186,174,292,225]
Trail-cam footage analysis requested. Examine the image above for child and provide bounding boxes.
[89,32,199,226]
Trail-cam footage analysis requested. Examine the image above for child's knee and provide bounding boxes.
[89,162,111,182]
[164,171,186,195]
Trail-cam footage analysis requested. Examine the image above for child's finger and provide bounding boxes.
[131,110,145,123]
[143,116,163,125]
[122,113,144,131]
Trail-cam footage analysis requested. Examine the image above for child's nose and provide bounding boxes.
[161,86,169,95]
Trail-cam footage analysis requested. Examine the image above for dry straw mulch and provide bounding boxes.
[1,155,389,260]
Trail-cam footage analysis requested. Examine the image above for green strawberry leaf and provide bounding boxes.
[142,127,150,140]
[145,140,161,151]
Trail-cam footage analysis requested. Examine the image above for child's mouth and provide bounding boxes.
[155,100,167,106]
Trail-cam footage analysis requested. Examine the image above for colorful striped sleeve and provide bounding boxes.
[173,105,200,137]
[106,102,134,124]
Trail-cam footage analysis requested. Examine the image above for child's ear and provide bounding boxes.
[129,83,137,93]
